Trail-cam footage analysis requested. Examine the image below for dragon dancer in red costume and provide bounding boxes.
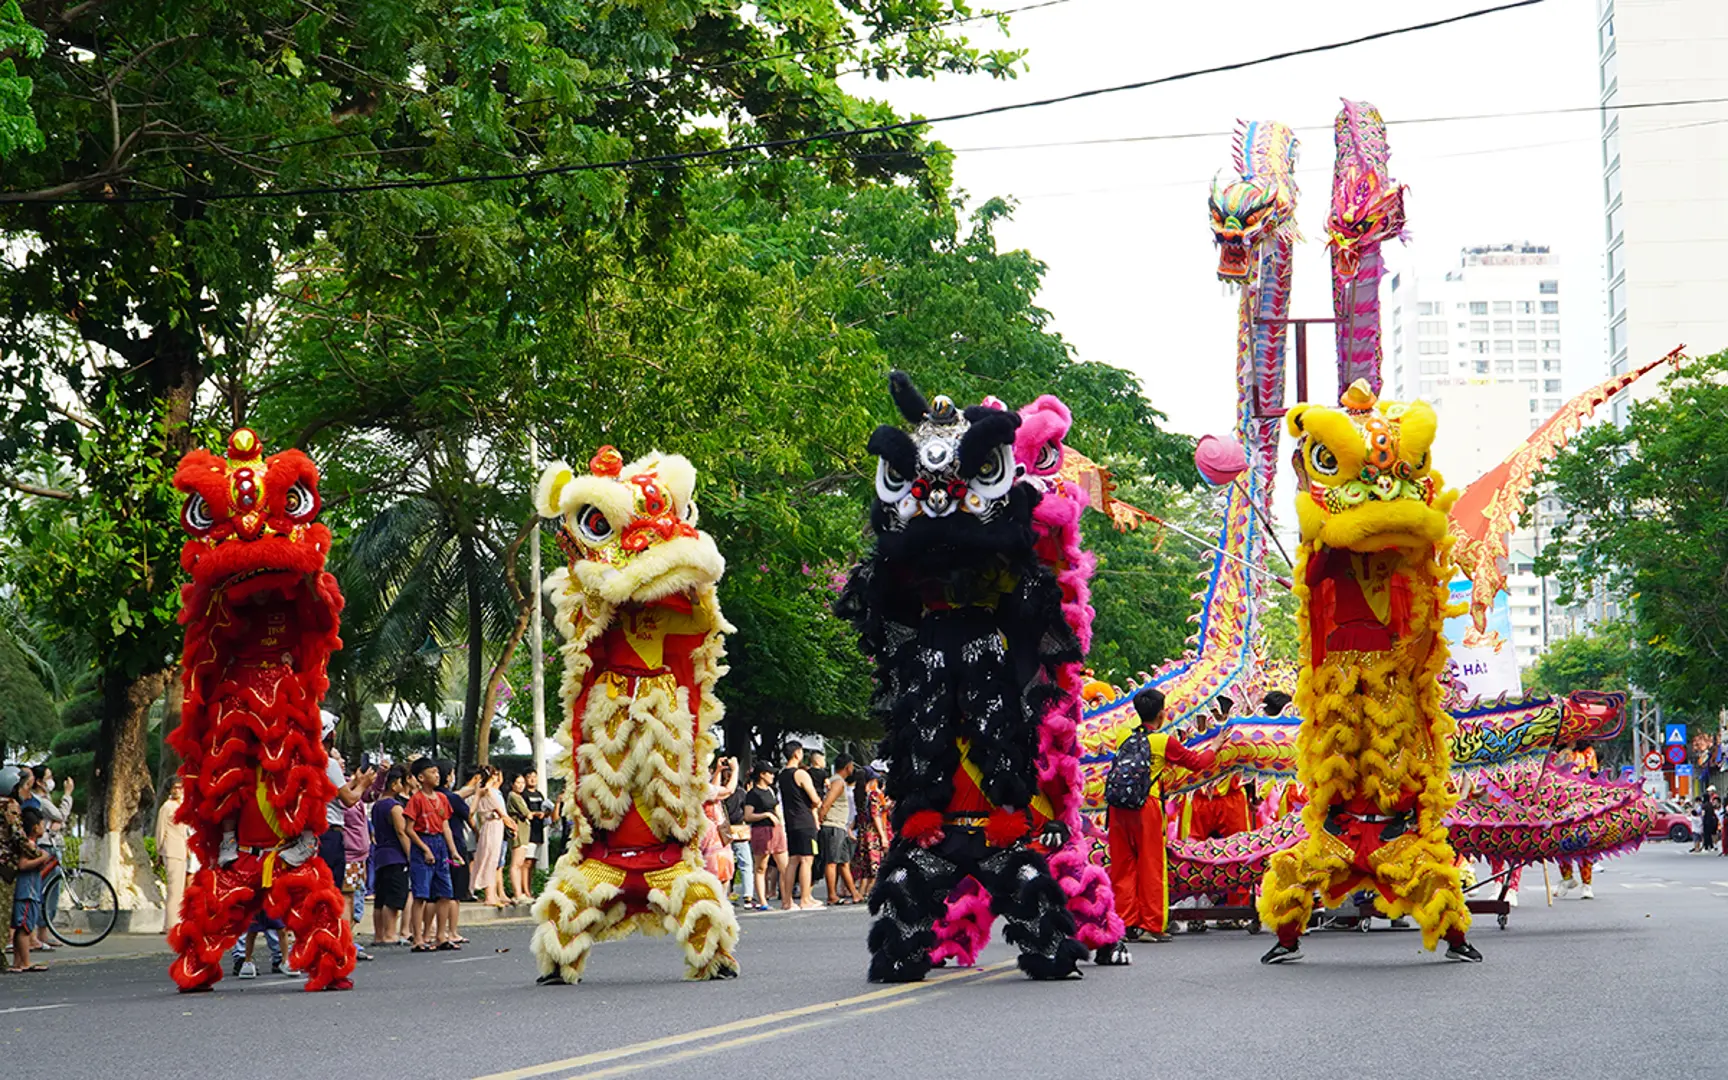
[166,429,356,992]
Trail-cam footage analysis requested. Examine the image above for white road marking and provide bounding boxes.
[1619,882,1668,889]
[443,954,504,963]
[0,1003,73,1015]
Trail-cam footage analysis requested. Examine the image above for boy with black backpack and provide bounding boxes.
[1104,687,1216,943]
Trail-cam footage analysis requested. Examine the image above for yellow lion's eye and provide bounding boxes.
[1307,441,1339,477]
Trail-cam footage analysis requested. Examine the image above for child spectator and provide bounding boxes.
[9,806,51,973]
[370,766,413,947]
[230,910,291,978]
[405,758,462,951]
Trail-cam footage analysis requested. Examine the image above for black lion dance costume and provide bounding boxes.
[837,371,1089,983]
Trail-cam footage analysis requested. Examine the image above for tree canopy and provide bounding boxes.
[1534,350,1728,718]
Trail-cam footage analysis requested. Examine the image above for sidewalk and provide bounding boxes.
[44,900,533,966]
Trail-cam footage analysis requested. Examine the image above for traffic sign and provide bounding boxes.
[1666,723,1688,745]
[1644,750,1664,771]
[1667,744,1688,765]
[1677,764,1694,778]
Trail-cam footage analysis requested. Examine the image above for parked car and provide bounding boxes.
[1647,800,1694,843]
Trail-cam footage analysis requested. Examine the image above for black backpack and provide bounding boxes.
[1105,728,1153,810]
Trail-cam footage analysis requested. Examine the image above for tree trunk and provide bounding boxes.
[478,516,538,766]
[458,531,484,768]
[88,665,172,920]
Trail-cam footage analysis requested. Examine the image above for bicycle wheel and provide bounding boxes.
[47,867,119,946]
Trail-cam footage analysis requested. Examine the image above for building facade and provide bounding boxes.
[1386,245,1575,671]
[1599,0,1728,420]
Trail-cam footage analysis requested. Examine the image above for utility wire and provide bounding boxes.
[0,0,1546,206]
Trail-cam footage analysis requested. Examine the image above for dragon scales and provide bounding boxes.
[1327,98,1407,398]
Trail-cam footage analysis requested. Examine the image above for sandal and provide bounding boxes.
[12,963,48,973]
[411,944,435,953]
[436,941,460,951]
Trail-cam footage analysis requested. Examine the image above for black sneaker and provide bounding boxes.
[1123,926,1144,943]
[1260,942,1303,964]
[231,954,244,977]
[1444,940,1483,963]
[1093,941,1132,966]
[1186,920,1208,934]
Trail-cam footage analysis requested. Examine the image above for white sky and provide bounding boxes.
[845,0,1608,442]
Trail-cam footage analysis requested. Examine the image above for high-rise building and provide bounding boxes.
[1598,0,1728,421]
[1386,245,1573,671]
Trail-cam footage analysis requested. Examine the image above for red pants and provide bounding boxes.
[1108,801,1170,934]
[1187,790,1250,840]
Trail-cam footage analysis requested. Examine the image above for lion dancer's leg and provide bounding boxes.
[271,856,356,991]
[1257,831,1350,964]
[929,877,993,967]
[1371,830,1477,960]
[974,840,1088,980]
[867,837,966,983]
[645,859,740,981]
[531,855,630,985]
[168,861,263,992]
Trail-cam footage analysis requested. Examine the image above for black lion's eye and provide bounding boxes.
[1308,442,1339,477]
[1034,442,1061,472]
[284,480,316,519]
[183,493,214,533]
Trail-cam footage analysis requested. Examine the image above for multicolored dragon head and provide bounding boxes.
[1285,379,1449,556]
[535,445,722,606]
[867,371,1029,566]
[172,427,339,632]
[1208,119,1299,282]
[1328,99,1407,281]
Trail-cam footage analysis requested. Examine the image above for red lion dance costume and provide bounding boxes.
[166,428,355,992]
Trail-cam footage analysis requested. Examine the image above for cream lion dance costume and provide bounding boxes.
[530,445,741,983]
[1257,381,1480,965]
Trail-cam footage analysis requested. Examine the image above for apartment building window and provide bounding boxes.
[1541,339,1560,353]
[1544,357,1561,373]
[1493,301,1513,314]
[1544,398,1561,412]
[1607,243,1623,281]
[1610,320,1628,355]
[1468,301,1488,315]
[1469,320,1488,333]
[1530,399,1541,413]
[1544,379,1561,393]
[1417,341,1448,354]
[1603,122,1620,167]
[1540,300,1559,314]
[1607,201,1624,242]
[1420,360,1446,374]
[1492,320,1512,334]
[1418,320,1447,335]
[1609,279,1626,317]
[1540,319,1560,334]
[1474,359,1489,374]
[1600,44,1617,94]
[1523,380,1539,394]
[1538,281,1559,295]
[1605,163,1621,203]
[1497,358,1513,375]
[1519,357,1538,374]
[1493,341,1513,354]
[1517,340,1537,354]
[1516,320,1536,334]
[1418,302,1436,315]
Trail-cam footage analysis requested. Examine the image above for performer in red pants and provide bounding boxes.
[1104,688,1215,943]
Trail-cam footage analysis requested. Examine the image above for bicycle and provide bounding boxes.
[42,858,119,947]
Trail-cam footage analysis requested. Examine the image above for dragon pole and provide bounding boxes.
[1328,99,1407,398]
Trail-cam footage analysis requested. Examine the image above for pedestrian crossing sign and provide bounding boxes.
[1666,723,1688,745]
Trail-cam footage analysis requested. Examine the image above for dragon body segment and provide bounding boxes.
[1257,382,1472,956]
[529,446,740,983]
[931,395,1125,967]
[166,428,355,993]
[1328,99,1406,399]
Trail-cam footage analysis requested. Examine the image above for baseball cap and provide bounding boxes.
[320,710,339,739]
[0,765,17,798]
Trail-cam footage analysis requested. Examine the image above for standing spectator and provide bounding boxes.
[722,762,753,905]
[701,758,738,888]
[776,742,822,910]
[436,761,472,943]
[155,776,191,934]
[319,725,375,958]
[9,806,50,972]
[851,768,890,897]
[32,767,72,853]
[341,787,374,961]
[11,767,54,952]
[817,755,862,904]
[370,766,413,946]
[505,771,533,905]
[0,765,31,972]
[523,770,549,869]
[405,758,463,951]
[471,767,508,908]
[451,765,483,901]
[743,762,785,912]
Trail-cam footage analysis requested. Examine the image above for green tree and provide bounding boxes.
[1526,620,1635,698]
[1535,350,1728,717]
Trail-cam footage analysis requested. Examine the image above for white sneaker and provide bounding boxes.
[1506,888,1519,908]
[1581,884,1594,900]
[238,960,258,979]
[1554,878,1577,899]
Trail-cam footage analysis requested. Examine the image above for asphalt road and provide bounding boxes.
[5,843,1724,1080]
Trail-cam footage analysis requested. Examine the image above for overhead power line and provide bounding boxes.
[0,0,1547,206]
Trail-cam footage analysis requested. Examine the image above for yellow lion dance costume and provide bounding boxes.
[1257,381,1480,964]
[529,446,741,984]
